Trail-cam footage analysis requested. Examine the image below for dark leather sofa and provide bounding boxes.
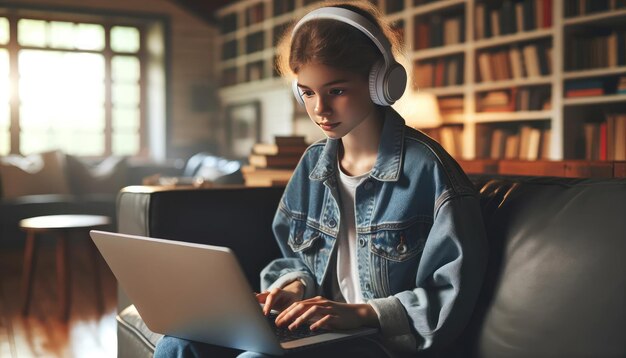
[114,175,626,358]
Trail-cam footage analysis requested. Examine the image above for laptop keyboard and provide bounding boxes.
[267,312,328,343]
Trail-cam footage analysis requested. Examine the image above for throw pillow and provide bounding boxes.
[65,155,128,196]
[0,150,71,199]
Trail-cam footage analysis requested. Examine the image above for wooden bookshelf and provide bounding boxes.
[215,0,626,162]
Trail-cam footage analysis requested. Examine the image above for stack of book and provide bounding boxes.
[439,96,464,115]
[565,79,604,98]
[243,136,308,186]
[477,90,515,112]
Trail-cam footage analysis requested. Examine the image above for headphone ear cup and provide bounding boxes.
[368,59,388,106]
[292,79,305,107]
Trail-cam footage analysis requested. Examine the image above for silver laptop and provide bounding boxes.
[90,230,377,355]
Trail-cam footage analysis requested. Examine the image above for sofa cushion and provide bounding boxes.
[465,177,626,358]
[117,305,162,355]
[0,150,70,199]
[65,154,128,196]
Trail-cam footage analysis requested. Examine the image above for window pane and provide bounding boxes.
[111,26,140,53]
[112,55,140,82]
[0,49,8,104]
[19,49,106,156]
[0,17,9,45]
[18,19,47,47]
[0,132,8,155]
[113,107,140,130]
[50,21,75,49]
[75,23,104,51]
[19,50,104,105]
[113,83,140,106]
[113,131,139,156]
[1,103,9,155]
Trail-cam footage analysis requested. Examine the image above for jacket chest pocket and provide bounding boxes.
[369,221,431,296]
[288,222,326,275]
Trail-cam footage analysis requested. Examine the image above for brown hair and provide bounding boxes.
[275,1,404,79]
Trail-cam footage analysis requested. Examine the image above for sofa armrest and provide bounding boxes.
[115,185,284,312]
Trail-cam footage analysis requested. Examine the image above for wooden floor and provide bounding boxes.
[0,235,117,358]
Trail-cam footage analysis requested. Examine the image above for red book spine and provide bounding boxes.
[543,0,552,28]
[599,121,607,161]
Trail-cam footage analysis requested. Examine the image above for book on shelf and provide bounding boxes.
[438,126,463,158]
[247,135,308,170]
[564,0,622,17]
[414,56,464,88]
[476,0,549,39]
[253,142,308,156]
[567,30,626,71]
[583,115,626,160]
[274,135,307,146]
[439,96,464,115]
[242,165,293,187]
[565,79,605,98]
[248,153,301,169]
[522,44,541,77]
[490,128,508,159]
[618,76,626,94]
[478,44,549,82]
[515,87,551,111]
[487,125,550,160]
[478,90,515,112]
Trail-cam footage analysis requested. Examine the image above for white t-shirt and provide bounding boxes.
[334,167,369,304]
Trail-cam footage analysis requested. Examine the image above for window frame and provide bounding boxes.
[0,7,156,158]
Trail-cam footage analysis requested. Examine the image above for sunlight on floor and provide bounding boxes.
[69,311,117,358]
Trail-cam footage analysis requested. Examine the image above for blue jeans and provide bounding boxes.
[154,335,395,358]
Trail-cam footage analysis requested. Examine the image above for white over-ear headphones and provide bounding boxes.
[291,7,407,107]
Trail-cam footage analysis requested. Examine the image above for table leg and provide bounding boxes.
[56,233,70,321]
[88,238,104,314]
[21,230,38,316]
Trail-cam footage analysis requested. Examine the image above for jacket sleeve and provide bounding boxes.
[259,198,318,299]
[368,192,487,352]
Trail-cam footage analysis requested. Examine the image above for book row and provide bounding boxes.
[477,87,551,112]
[414,14,465,50]
[564,0,626,18]
[565,30,626,71]
[582,114,626,161]
[477,43,552,82]
[483,126,552,161]
[414,55,464,89]
[475,0,552,40]
[426,126,464,158]
[565,76,626,98]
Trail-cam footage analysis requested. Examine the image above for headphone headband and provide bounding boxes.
[290,6,407,106]
[292,7,394,66]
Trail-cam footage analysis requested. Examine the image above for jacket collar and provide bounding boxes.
[309,107,405,182]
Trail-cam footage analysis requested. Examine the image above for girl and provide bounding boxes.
[156,1,486,357]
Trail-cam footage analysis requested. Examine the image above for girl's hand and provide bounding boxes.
[255,280,304,315]
[274,296,380,331]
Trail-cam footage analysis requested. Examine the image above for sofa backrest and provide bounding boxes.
[461,176,626,358]
[116,177,626,357]
[117,186,284,294]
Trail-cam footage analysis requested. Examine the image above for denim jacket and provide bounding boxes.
[260,108,487,353]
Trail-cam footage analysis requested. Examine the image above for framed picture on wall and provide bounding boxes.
[226,100,261,159]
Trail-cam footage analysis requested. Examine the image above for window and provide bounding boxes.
[0,13,149,157]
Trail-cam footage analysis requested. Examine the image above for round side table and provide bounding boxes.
[20,214,111,320]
